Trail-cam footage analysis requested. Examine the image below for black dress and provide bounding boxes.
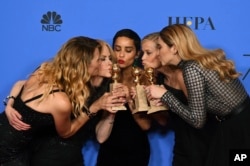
[166,85,216,166]
[30,123,90,166]
[0,87,56,166]
[30,79,110,166]
[158,73,216,166]
[96,105,150,166]
[161,61,250,166]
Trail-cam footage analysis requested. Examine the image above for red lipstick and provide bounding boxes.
[118,60,125,64]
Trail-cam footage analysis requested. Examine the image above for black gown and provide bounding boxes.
[166,85,216,166]
[96,105,150,166]
[157,73,216,166]
[0,87,56,166]
[161,61,250,166]
[30,79,110,166]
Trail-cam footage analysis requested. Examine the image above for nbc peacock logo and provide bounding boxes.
[41,11,63,32]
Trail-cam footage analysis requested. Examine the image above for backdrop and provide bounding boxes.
[0,0,249,165]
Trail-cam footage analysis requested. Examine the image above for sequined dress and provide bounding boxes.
[0,87,57,165]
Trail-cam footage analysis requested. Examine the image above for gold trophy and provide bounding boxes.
[132,67,149,114]
[110,63,127,111]
[146,67,168,114]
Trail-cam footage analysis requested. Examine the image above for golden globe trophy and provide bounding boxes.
[132,67,149,114]
[110,63,127,111]
[146,67,168,114]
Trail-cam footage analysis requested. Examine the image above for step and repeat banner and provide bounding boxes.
[0,0,249,165]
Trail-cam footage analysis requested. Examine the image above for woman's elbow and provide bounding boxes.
[96,136,108,144]
[192,120,205,129]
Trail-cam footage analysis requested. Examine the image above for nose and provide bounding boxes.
[107,59,112,65]
[141,53,146,60]
[117,51,125,58]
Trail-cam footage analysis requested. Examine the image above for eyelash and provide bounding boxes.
[99,57,112,61]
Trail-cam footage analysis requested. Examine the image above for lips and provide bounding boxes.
[118,59,125,64]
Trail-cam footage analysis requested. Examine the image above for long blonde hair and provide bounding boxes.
[159,24,240,81]
[34,36,101,117]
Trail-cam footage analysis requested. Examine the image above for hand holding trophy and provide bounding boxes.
[146,67,168,114]
[131,67,149,114]
[109,63,127,111]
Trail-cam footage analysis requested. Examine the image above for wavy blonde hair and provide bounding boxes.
[34,36,101,117]
[159,24,240,81]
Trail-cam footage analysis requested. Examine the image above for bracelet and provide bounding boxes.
[3,95,16,106]
[84,109,97,119]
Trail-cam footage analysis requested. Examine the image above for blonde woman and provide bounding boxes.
[0,36,117,166]
[146,24,250,166]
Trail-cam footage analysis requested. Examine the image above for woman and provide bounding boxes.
[96,29,151,166]
[146,24,250,166]
[3,39,124,166]
[142,32,214,166]
[0,36,102,165]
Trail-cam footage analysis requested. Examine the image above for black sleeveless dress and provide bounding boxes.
[0,87,58,166]
[162,81,216,166]
[30,79,110,166]
[96,104,150,166]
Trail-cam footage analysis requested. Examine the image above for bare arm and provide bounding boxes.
[95,111,116,143]
[55,91,124,139]
[5,80,31,130]
[95,90,126,143]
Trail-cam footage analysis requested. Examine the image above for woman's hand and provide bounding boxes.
[145,84,167,100]
[92,92,126,113]
[5,105,31,130]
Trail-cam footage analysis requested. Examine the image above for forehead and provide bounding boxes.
[93,47,100,58]
[158,37,164,44]
[101,45,110,55]
[114,36,135,47]
[142,40,156,49]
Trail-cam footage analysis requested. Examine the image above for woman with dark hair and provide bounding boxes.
[96,29,151,166]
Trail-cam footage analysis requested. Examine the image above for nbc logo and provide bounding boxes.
[41,11,63,32]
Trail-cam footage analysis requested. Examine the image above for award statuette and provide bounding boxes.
[132,67,149,114]
[146,67,168,114]
[110,63,127,111]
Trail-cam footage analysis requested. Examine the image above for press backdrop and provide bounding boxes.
[0,1,249,165]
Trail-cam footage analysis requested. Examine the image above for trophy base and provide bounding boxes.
[147,100,168,114]
[112,105,127,111]
[132,85,149,114]
[110,83,127,111]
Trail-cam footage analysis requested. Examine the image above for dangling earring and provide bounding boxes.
[133,51,143,68]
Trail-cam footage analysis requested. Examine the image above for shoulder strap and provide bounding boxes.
[24,89,62,103]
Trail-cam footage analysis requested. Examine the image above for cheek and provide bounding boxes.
[125,54,136,65]
[98,63,105,70]
[88,63,99,76]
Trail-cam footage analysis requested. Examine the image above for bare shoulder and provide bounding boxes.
[14,80,26,87]
[50,92,72,114]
